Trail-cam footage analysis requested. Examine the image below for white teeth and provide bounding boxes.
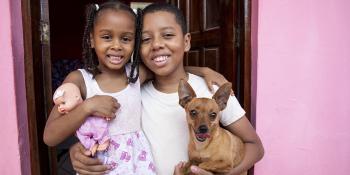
[154,56,168,62]
[109,56,122,60]
[108,55,123,64]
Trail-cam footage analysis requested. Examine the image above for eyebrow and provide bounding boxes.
[142,26,175,33]
[97,29,111,34]
[97,30,135,35]
[160,26,175,30]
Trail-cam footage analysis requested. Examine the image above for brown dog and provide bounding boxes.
[178,80,245,174]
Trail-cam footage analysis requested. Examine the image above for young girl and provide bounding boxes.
[44,1,228,174]
[44,1,157,174]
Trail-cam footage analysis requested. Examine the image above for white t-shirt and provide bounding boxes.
[141,73,246,175]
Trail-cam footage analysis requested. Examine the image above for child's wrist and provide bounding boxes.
[202,67,211,75]
[81,100,93,115]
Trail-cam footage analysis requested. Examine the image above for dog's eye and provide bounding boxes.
[209,112,217,120]
[190,110,197,117]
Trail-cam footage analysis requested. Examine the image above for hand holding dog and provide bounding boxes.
[190,165,246,175]
[173,163,229,175]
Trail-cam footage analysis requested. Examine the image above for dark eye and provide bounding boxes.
[209,112,217,120]
[121,36,132,43]
[101,35,112,40]
[190,110,197,118]
[163,33,174,39]
[142,37,151,43]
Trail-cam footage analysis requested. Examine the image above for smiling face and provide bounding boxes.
[91,9,135,72]
[141,11,191,77]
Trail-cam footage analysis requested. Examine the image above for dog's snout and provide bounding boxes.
[198,125,208,133]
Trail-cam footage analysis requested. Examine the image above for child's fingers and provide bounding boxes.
[190,165,213,175]
[115,102,120,109]
[76,152,103,166]
[206,81,214,93]
[73,164,110,175]
[93,110,115,119]
[105,110,116,119]
[179,161,187,168]
[83,150,92,157]
[174,161,186,175]
[212,81,235,96]
[70,143,109,174]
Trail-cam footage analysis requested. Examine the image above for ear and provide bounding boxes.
[90,33,95,48]
[75,95,83,103]
[212,83,232,110]
[178,79,196,108]
[184,33,191,52]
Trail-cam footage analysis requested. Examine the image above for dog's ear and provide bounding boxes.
[178,79,196,108]
[212,82,232,110]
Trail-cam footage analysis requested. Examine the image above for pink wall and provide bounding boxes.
[0,0,30,174]
[253,0,350,174]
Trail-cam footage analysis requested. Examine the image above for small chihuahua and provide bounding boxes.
[178,80,245,174]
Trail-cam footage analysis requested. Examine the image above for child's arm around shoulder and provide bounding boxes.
[185,66,230,92]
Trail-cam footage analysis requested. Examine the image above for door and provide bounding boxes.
[22,0,55,174]
[174,0,238,85]
[170,0,251,116]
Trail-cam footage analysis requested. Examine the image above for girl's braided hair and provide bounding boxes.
[82,0,142,83]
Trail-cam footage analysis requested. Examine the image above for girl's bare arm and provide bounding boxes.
[44,71,91,146]
[43,71,119,146]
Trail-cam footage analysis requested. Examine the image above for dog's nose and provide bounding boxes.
[198,125,208,133]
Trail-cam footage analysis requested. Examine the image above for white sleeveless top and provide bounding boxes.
[78,64,142,135]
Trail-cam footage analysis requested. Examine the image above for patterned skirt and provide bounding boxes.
[97,130,157,175]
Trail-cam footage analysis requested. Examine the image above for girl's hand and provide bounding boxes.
[190,166,215,175]
[83,95,120,120]
[70,142,110,174]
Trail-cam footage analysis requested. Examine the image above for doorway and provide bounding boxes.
[22,0,252,174]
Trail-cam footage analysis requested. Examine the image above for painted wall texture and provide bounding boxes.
[0,0,30,174]
[253,0,350,174]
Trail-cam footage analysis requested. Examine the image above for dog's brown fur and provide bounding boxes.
[178,80,246,174]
